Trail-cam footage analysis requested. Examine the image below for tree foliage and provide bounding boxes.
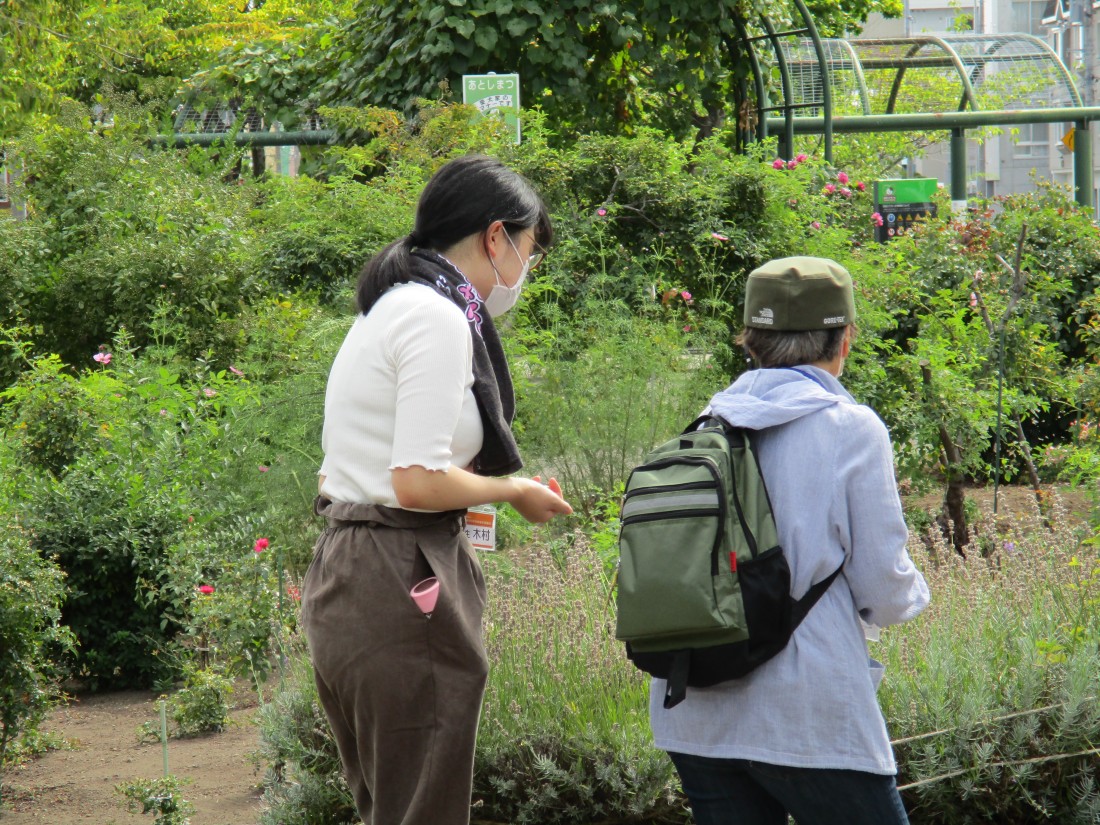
[0,0,351,136]
[2,0,904,139]
[321,0,900,139]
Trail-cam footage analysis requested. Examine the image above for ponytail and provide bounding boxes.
[355,238,415,314]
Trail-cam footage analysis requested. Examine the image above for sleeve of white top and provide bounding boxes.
[386,291,474,472]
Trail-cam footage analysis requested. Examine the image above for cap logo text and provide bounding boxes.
[751,307,774,325]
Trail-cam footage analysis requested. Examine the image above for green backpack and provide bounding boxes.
[615,415,840,708]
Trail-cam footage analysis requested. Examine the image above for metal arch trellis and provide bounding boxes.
[733,0,1100,208]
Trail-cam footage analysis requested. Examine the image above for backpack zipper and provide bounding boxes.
[623,455,727,575]
[624,479,716,498]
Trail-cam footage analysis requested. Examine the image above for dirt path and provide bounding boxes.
[2,689,265,824]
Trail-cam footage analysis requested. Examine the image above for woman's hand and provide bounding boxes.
[392,465,572,521]
[509,476,573,523]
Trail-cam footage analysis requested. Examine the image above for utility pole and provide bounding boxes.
[1078,0,1095,108]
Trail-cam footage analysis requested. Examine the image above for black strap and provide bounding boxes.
[679,414,714,448]
[663,651,690,709]
[790,565,843,628]
[724,428,759,559]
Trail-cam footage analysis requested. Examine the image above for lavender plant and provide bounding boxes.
[879,495,1100,824]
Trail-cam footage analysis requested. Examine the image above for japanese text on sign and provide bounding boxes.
[462,73,521,144]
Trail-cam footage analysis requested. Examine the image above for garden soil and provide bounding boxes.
[2,686,265,824]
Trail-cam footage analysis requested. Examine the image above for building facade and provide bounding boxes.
[861,0,1098,216]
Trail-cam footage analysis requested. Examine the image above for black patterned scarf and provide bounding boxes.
[358,249,522,477]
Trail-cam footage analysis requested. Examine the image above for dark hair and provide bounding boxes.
[356,155,551,313]
[736,326,848,368]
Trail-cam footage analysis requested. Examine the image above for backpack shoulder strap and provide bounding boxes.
[790,565,843,628]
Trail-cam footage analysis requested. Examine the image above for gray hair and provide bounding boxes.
[736,326,848,369]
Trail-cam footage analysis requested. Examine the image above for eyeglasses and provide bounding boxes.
[503,223,548,271]
[527,240,547,271]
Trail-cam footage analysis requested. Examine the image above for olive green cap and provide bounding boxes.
[743,256,856,330]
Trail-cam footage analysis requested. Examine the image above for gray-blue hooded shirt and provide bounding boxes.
[648,364,929,774]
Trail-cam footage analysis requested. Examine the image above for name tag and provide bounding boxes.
[465,505,497,551]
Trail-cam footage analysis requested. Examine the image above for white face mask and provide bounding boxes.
[483,232,530,317]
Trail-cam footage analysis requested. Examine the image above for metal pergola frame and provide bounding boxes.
[731,0,1100,209]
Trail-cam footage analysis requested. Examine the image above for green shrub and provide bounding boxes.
[880,499,1100,824]
[167,666,234,737]
[1,354,98,477]
[180,532,289,687]
[252,174,410,304]
[3,338,283,690]
[0,520,73,789]
[23,457,190,690]
[118,775,195,825]
[5,101,262,367]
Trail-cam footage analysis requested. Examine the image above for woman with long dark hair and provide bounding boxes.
[301,155,573,825]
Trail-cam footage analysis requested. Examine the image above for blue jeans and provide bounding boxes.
[668,752,910,825]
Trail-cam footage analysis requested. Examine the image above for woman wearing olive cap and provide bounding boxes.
[649,257,929,825]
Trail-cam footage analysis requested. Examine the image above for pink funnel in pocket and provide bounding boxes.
[410,577,439,614]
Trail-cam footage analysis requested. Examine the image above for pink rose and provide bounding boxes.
[795,153,808,163]
[824,184,836,195]
[837,171,849,184]
[198,585,215,595]
[254,537,270,554]
[772,158,785,169]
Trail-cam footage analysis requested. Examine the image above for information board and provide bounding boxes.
[874,178,938,242]
[462,73,521,144]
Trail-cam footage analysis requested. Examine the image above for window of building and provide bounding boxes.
[1012,0,1050,34]
[1012,122,1050,157]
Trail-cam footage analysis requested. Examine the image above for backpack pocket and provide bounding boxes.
[616,456,747,645]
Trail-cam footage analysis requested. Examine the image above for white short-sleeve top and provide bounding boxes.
[319,283,484,508]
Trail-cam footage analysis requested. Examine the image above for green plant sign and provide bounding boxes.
[874,178,938,243]
[462,73,521,144]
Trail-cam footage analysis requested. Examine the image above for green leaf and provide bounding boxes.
[474,27,499,51]
[447,16,476,38]
[504,16,532,37]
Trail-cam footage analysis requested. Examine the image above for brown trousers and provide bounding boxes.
[301,497,489,825]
